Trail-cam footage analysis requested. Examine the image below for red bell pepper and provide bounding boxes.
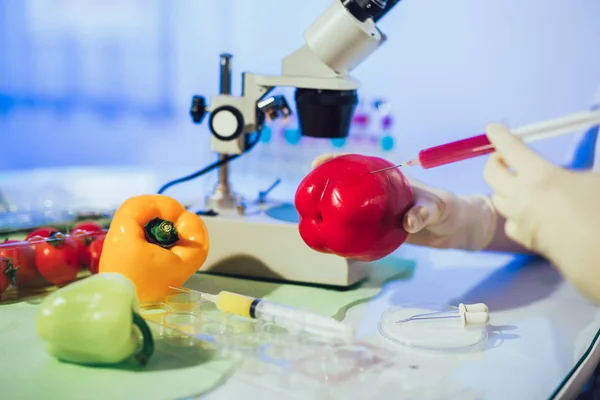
[294,154,414,261]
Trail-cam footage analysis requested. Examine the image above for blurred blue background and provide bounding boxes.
[1,0,600,206]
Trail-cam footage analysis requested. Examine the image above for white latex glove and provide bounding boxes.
[311,154,497,251]
[483,124,600,301]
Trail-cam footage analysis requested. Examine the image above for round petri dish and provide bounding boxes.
[166,292,200,312]
[225,314,257,334]
[256,322,290,343]
[193,300,225,323]
[140,302,170,324]
[164,312,200,347]
[140,302,171,338]
[378,303,488,351]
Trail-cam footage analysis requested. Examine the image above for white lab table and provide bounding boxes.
[204,245,600,400]
[1,166,599,399]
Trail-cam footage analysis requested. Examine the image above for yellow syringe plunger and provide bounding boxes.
[202,291,255,319]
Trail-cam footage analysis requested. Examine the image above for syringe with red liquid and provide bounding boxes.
[372,109,600,172]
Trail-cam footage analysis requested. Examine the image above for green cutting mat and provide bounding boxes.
[0,255,415,400]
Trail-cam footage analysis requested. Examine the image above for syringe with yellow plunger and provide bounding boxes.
[170,287,353,340]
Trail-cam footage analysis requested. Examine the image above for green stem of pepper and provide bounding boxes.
[143,218,179,249]
[132,311,155,366]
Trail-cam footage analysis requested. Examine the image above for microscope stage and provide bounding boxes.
[198,202,370,287]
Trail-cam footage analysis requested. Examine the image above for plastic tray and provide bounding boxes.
[0,208,111,235]
[139,295,484,398]
[0,224,106,303]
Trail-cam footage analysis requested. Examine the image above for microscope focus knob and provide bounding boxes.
[190,95,207,124]
[209,105,244,141]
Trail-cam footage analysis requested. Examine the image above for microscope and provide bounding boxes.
[190,0,402,287]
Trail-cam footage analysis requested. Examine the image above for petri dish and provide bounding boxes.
[193,300,225,323]
[222,315,261,352]
[378,303,488,351]
[140,302,170,337]
[225,314,257,334]
[164,312,200,347]
[256,322,290,343]
[166,292,200,312]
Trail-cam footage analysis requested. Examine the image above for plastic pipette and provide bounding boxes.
[372,109,600,172]
[170,287,353,339]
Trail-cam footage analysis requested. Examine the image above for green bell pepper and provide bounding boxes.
[36,272,154,366]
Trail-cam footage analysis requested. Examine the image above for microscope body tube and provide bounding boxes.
[305,0,384,74]
[213,291,352,338]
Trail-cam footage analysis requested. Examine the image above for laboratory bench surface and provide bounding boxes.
[204,246,600,400]
[1,166,599,399]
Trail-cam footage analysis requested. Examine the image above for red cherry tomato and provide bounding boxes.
[70,229,94,268]
[88,237,105,274]
[25,227,59,241]
[0,257,18,294]
[0,239,40,288]
[34,232,80,285]
[70,222,105,268]
[72,221,104,234]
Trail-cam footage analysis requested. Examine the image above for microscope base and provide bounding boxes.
[198,204,370,287]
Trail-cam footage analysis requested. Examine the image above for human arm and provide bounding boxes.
[485,121,599,253]
[483,123,600,304]
[483,212,533,253]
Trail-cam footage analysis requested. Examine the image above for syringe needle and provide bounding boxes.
[371,157,420,174]
[169,286,217,302]
[370,164,404,174]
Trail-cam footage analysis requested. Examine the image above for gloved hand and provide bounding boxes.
[311,154,497,251]
[483,123,600,302]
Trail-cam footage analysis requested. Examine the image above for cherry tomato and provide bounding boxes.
[70,229,94,268]
[71,222,105,268]
[34,232,80,285]
[72,221,104,234]
[0,257,18,294]
[25,227,58,241]
[88,236,105,274]
[0,239,40,288]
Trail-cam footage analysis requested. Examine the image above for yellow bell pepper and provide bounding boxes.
[99,194,210,303]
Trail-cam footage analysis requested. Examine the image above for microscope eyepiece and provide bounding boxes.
[295,88,358,139]
[341,0,387,22]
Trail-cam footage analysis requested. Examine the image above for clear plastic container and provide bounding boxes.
[0,224,107,303]
[0,207,111,236]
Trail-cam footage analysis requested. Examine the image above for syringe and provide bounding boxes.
[372,109,600,172]
[170,287,353,340]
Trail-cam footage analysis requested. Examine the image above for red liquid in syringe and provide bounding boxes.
[406,134,494,169]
